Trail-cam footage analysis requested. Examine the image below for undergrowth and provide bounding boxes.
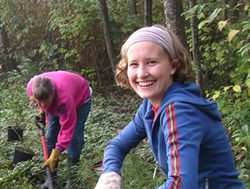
[0,70,248,188]
[0,72,163,189]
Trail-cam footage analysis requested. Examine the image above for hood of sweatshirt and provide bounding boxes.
[157,82,222,121]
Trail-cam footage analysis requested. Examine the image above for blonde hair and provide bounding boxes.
[115,25,192,88]
[32,77,54,100]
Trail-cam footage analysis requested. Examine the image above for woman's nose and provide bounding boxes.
[38,101,48,109]
[137,65,149,78]
[41,102,46,107]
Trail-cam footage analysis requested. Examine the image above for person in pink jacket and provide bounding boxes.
[26,70,92,189]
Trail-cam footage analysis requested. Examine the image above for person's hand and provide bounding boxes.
[94,172,121,189]
[35,109,45,125]
[43,149,60,172]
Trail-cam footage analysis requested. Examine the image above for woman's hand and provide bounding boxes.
[94,172,121,189]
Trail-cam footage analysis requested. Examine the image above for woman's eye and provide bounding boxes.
[128,62,138,67]
[148,60,157,65]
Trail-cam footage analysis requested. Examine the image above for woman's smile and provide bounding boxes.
[127,41,176,106]
[137,80,155,87]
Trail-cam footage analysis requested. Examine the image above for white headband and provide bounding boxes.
[124,26,175,57]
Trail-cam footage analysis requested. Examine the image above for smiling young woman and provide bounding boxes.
[94,25,244,189]
[127,41,175,106]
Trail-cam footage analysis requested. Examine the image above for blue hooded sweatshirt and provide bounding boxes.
[103,82,244,189]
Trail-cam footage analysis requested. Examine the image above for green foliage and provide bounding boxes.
[0,0,249,187]
[0,68,43,187]
[79,68,98,89]
[83,92,140,160]
[0,0,104,80]
[0,70,32,127]
[0,160,41,189]
[209,83,250,185]
[121,153,164,189]
[184,1,249,89]
[0,72,161,188]
[48,0,100,40]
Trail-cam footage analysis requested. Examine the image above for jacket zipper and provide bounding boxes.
[205,178,209,189]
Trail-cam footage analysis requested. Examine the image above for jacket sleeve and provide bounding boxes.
[55,97,76,152]
[26,77,34,98]
[103,104,147,175]
[156,102,204,189]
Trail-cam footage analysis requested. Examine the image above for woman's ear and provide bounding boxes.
[170,59,178,75]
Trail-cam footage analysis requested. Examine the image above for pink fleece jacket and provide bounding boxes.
[26,71,90,152]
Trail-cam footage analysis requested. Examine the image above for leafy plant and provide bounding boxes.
[0,75,162,188]
[0,70,31,128]
[210,83,250,185]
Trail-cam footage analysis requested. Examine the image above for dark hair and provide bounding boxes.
[32,77,54,100]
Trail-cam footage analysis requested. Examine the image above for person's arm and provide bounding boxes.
[56,97,76,152]
[103,106,147,174]
[94,104,147,189]
[44,98,76,171]
[157,102,204,189]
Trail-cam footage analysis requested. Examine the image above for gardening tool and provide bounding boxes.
[35,115,54,189]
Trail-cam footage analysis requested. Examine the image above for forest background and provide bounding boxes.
[0,0,249,188]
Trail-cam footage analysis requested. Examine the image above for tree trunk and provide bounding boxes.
[163,0,187,47]
[129,0,137,15]
[97,0,116,75]
[0,24,19,73]
[0,25,9,50]
[144,0,152,26]
[189,0,205,95]
[223,0,228,20]
[228,0,239,23]
[223,0,239,23]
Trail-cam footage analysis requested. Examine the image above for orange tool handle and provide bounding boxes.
[41,136,49,160]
